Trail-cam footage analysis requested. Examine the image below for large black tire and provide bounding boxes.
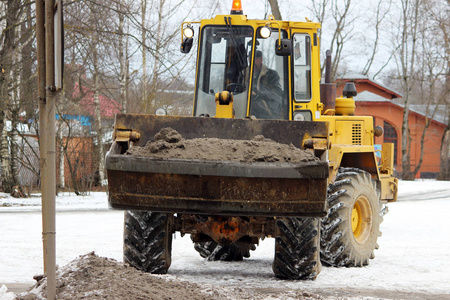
[272,217,321,280]
[321,168,382,267]
[123,211,173,274]
[193,238,257,261]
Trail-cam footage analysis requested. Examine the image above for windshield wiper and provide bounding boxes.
[224,17,248,70]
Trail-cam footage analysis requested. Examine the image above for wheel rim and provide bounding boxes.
[351,195,372,244]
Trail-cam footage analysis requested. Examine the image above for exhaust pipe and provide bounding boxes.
[320,50,336,113]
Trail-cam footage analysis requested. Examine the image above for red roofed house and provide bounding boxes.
[73,82,122,119]
[56,83,121,191]
[336,74,448,178]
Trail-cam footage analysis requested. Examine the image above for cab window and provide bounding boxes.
[248,29,289,119]
[194,26,253,118]
[293,34,311,101]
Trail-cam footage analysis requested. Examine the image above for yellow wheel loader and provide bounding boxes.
[106,0,398,280]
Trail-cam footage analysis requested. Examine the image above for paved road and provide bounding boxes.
[2,186,450,299]
[398,188,450,201]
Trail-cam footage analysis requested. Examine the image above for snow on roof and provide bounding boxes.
[409,104,449,126]
[72,83,121,118]
[356,91,448,126]
[354,90,391,102]
[339,72,370,80]
[338,73,403,98]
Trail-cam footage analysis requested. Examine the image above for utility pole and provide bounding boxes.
[36,1,63,299]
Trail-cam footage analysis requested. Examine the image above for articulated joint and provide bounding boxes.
[115,129,141,143]
[303,137,330,150]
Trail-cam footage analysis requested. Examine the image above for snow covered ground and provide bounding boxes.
[1,179,450,299]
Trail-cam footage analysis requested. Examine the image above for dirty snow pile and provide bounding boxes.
[0,285,15,300]
[16,252,218,300]
[15,252,323,300]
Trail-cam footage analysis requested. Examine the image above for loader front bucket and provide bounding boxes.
[106,114,329,217]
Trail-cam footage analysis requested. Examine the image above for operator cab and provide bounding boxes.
[181,0,316,121]
[194,25,289,120]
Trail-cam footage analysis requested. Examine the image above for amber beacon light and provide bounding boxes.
[231,0,243,14]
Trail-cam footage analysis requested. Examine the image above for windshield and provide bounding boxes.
[194,25,253,118]
[249,29,288,119]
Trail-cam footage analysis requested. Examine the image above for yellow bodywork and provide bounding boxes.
[215,91,235,118]
[184,13,397,203]
[184,14,323,122]
[320,114,397,202]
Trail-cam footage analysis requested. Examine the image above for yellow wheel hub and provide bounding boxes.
[351,195,372,244]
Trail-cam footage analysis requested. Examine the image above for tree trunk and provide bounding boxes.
[1,123,12,191]
[0,0,22,192]
[330,0,352,79]
[438,118,449,180]
[142,0,147,108]
[93,39,105,185]
[439,20,450,180]
[399,0,420,180]
[10,6,23,189]
[267,0,282,20]
[439,59,450,180]
[10,84,20,188]
[148,0,164,110]
[0,76,7,191]
[118,0,127,113]
[58,123,65,189]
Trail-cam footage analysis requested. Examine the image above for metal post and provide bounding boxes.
[36,0,57,299]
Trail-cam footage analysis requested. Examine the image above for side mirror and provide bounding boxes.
[275,39,292,56]
[155,108,167,116]
[181,38,193,53]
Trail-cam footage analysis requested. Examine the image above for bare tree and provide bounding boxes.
[0,0,21,192]
[307,0,355,78]
[141,0,197,113]
[0,0,35,193]
[385,0,449,179]
[268,0,282,20]
[411,0,448,177]
[391,0,422,180]
[308,0,329,38]
[429,0,450,179]
[117,0,129,113]
[141,0,148,106]
[361,0,392,77]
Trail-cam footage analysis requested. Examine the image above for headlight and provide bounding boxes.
[260,26,271,39]
[183,26,194,39]
[155,108,167,116]
[293,111,311,121]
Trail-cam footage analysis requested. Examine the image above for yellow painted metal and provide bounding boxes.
[320,115,375,147]
[290,27,322,121]
[326,145,379,181]
[352,195,372,244]
[351,206,359,233]
[184,12,397,202]
[115,130,141,142]
[215,91,235,118]
[187,14,322,121]
[303,137,329,150]
[380,174,398,202]
[335,96,355,116]
[180,21,201,42]
[379,143,394,174]
[320,113,397,201]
